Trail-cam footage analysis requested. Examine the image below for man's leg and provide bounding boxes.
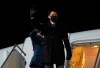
[30,65,45,68]
[56,63,64,68]
[57,65,64,68]
[45,63,53,68]
[30,66,37,68]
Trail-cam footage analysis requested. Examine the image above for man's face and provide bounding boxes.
[48,11,58,22]
[49,11,58,17]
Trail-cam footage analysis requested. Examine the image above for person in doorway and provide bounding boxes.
[41,9,72,68]
[29,5,45,68]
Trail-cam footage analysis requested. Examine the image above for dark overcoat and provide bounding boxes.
[41,22,72,64]
[29,29,45,67]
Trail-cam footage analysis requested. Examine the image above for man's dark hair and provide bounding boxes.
[30,5,38,18]
[48,8,58,16]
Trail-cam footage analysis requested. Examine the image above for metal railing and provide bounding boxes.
[1,44,26,68]
[94,46,100,68]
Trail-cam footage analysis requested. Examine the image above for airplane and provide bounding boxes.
[0,28,100,68]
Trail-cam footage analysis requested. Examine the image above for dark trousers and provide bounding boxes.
[30,65,45,68]
[44,63,64,68]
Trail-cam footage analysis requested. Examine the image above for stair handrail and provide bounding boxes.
[1,44,26,68]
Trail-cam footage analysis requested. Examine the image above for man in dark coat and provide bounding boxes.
[41,9,72,68]
[29,29,45,68]
[29,5,45,68]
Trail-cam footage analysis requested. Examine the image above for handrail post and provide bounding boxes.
[16,45,26,56]
[94,46,100,68]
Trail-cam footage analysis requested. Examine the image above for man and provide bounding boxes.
[29,6,45,68]
[29,29,45,68]
[41,9,72,68]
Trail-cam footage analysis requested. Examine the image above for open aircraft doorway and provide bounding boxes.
[70,43,100,68]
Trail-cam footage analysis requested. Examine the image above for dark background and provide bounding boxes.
[0,0,100,49]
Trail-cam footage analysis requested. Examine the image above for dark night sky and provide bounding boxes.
[0,0,100,49]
